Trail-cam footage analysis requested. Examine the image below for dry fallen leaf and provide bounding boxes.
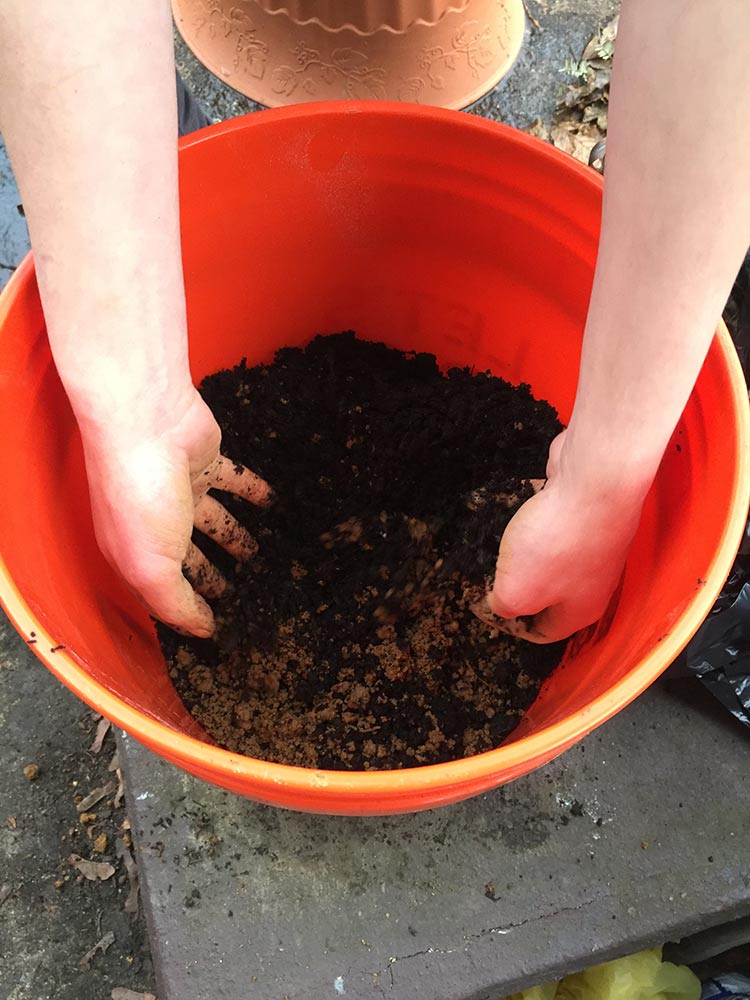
[114,768,125,810]
[534,14,617,167]
[93,833,108,854]
[108,750,121,773]
[582,14,619,62]
[525,117,549,141]
[68,854,116,882]
[111,990,157,1000]
[89,718,111,755]
[117,839,140,915]
[77,781,116,813]
[79,930,115,969]
[550,120,602,165]
[582,101,609,129]
[0,885,11,907]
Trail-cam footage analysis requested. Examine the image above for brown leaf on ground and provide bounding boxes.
[77,781,116,813]
[525,117,549,141]
[79,930,115,969]
[89,718,111,754]
[68,854,116,881]
[108,750,121,772]
[93,833,108,854]
[582,101,609,129]
[116,840,140,915]
[0,885,11,907]
[111,990,157,1000]
[114,768,125,809]
[550,120,602,165]
[546,14,617,162]
[582,15,619,62]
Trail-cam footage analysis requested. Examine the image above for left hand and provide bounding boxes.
[80,389,272,637]
[474,431,646,643]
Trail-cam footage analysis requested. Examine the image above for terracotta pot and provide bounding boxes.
[172,0,525,109]
[1,104,748,815]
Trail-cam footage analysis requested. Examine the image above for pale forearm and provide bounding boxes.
[566,0,750,495]
[0,1,191,438]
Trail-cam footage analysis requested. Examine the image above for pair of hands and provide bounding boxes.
[83,391,644,644]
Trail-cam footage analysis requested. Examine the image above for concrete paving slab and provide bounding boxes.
[120,680,750,1000]
[0,140,30,290]
[0,612,155,1000]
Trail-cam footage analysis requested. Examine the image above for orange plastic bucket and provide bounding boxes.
[0,103,747,815]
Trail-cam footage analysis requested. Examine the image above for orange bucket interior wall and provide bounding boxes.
[0,104,747,815]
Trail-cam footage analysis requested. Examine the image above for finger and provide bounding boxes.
[470,593,550,642]
[495,612,557,644]
[499,592,611,644]
[498,603,581,644]
[470,593,559,644]
[546,431,566,479]
[182,541,228,599]
[193,495,258,561]
[490,562,549,620]
[470,593,509,629]
[210,455,273,507]
[131,558,216,638]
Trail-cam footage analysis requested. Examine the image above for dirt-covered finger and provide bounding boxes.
[130,559,216,638]
[210,455,273,507]
[497,601,590,644]
[193,495,258,561]
[182,542,227,599]
[471,592,558,643]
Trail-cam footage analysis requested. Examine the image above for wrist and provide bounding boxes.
[60,357,197,446]
[560,418,660,506]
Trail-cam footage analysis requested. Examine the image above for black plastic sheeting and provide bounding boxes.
[685,253,750,725]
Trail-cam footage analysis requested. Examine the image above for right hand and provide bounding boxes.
[481,431,649,643]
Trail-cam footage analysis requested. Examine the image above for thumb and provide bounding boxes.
[489,545,551,620]
[121,556,217,638]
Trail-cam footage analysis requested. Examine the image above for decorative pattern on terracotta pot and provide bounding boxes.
[174,0,525,109]
[254,0,471,34]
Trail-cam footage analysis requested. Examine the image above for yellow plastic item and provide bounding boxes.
[509,987,557,1000]
[507,949,701,1000]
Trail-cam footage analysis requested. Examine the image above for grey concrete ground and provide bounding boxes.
[123,679,750,1000]
[0,617,155,1000]
[0,140,29,288]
